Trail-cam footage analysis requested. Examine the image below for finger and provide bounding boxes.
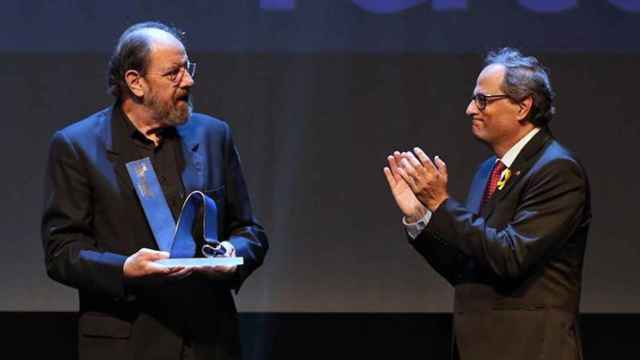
[150,264,185,276]
[192,265,232,276]
[400,158,419,178]
[387,155,401,176]
[393,152,404,166]
[413,147,430,164]
[383,167,397,188]
[434,155,448,179]
[397,165,418,192]
[143,250,170,261]
[394,152,409,173]
[404,151,423,168]
[414,147,437,172]
[166,265,186,273]
[135,248,153,256]
[212,265,236,273]
[388,153,401,172]
[209,265,226,272]
[167,267,193,279]
[190,265,220,272]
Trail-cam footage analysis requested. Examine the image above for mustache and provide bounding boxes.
[176,91,191,102]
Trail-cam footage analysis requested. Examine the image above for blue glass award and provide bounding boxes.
[126,157,243,267]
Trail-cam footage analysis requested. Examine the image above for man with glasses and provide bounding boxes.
[42,21,268,360]
[384,48,590,360]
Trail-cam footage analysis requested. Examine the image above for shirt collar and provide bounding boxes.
[499,127,541,168]
[115,105,178,145]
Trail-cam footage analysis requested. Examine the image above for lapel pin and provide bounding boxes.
[497,168,512,190]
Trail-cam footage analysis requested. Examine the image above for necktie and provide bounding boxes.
[481,160,506,207]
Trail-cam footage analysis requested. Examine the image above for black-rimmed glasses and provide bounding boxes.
[471,93,510,110]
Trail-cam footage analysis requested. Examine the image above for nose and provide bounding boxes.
[465,99,477,116]
[180,69,194,88]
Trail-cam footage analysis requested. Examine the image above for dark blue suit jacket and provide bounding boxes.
[42,106,268,360]
[411,129,590,360]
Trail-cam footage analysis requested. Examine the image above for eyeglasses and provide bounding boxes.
[470,93,511,110]
[161,60,197,85]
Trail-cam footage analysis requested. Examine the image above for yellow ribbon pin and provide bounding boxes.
[497,168,511,190]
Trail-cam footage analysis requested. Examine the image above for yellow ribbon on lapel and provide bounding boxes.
[497,168,511,190]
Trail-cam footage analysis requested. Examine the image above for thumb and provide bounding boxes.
[143,250,170,261]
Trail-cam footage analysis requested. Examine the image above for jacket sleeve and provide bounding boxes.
[423,158,588,281]
[41,131,128,299]
[409,229,468,286]
[220,125,269,291]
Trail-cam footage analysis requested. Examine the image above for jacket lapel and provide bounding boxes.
[97,107,157,250]
[101,107,138,198]
[482,128,553,219]
[467,157,496,214]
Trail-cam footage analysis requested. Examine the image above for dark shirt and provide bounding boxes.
[114,107,186,220]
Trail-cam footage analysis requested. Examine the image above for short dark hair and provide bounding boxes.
[107,21,185,99]
[485,48,555,127]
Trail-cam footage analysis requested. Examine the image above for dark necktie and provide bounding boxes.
[481,160,506,207]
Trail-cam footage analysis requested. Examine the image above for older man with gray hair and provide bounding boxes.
[42,21,268,360]
[385,48,591,360]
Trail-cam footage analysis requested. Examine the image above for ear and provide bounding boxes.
[516,96,534,122]
[124,69,145,98]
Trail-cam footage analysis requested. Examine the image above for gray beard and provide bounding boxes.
[145,93,193,127]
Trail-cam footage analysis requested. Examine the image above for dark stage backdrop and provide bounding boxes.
[1,1,639,313]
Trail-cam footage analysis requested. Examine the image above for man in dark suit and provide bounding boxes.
[42,21,268,360]
[384,48,590,360]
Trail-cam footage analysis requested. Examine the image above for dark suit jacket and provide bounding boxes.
[42,107,268,360]
[411,129,590,360]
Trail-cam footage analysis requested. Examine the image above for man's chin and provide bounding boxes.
[471,125,482,138]
[166,105,192,126]
[471,127,489,143]
[168,116,189,127]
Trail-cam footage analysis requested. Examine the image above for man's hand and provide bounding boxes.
[384,151,429,222]
[397,147,449,211]
[123,248,192,280]
[191,243,237,280]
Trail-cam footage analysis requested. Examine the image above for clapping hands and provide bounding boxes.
[384,147,449,218]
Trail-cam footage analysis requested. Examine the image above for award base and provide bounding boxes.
[156,257,244,267]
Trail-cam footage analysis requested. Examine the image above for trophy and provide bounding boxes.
[126,158,243,268]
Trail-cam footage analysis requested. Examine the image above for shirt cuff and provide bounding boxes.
[402,210,432,239]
